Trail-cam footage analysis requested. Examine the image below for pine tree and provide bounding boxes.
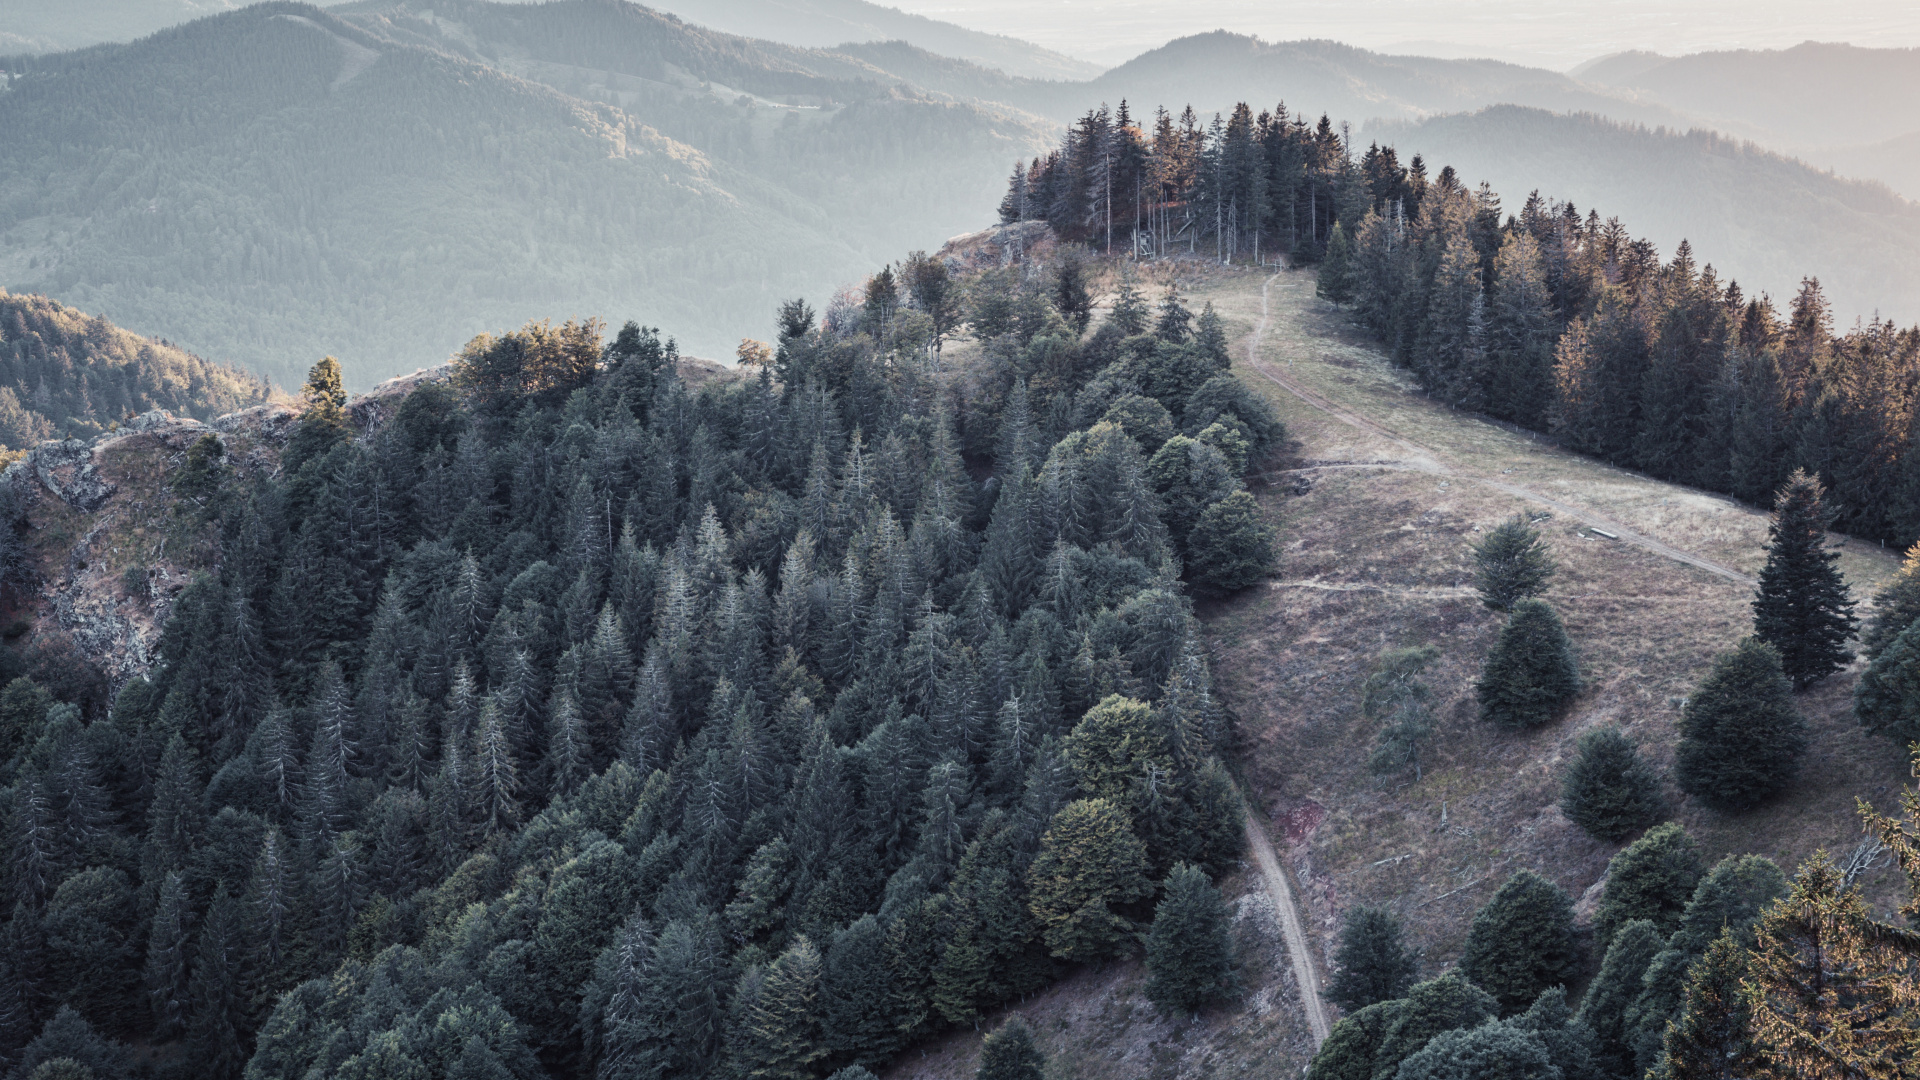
[1306,1000,1400,1080]
[821,915,900,1068]
[976,1016,1045,1080]
[1393,1019,1557,1080]
[1325,904,1417,1012]
[1594,822,1704,951]
[1470,515,1555,612]
[1026,798,1152,962]
[1475,599,1580,729]
[1185,490,1273,595]
[737,937,828,1080]
[1861,541,1920,660]
[1373,976,1499,1079]
[1458,869,1579,1015]
[143,871,193,1038]
[1144,863,1237,1015]
[188,890,250,1080]
[1853,618,1920,749]
[1675,638,1807,810]
[1659,932,1759,1080]
[1751,469,1857,689]
[1317,223,1356,303]
[1575,918,1662,1077]
[1559,727,1663,842]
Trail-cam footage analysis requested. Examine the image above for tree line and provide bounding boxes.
[0,242,1282,1079]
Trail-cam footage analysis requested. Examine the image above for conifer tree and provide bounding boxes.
[1658,932,1759,1080]
[1393,1019,1557,1080]
[1751,469,1857,689]
[1325,904,1417,1012]
[1458,869,1579,1015]
[737,937,828,1080]
[1475,599,1580,728]
[1853,618,1920,749]
[976,1016,1045,1080]
[1862,541,1920,660]
[1185,490,1274,595]
[1027,798,1152,962]
[1558,727,1663,842]
[1575,918,1662,1077]
[1316,223,1356,303]
[1675,638,1806,810]
[1373,976,1499,1078]
[1593,822,1703,951]
[1469,515,1555,612]
[143,871,193,1038]
[188,891,250,1080]
[821,915,900,1068]
[1305,1000,1399,1080]
[1144,863,1237,1015]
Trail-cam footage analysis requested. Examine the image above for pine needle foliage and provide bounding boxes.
[1469,515,1556,612]
[1853,618,1920,749]
[1593,822,1704,952]
[1458,869,1580,1016]
[1674,638,1807,810]
[1862,542,1920,661]
[1475,599,1580,729]
[976,1017,1045,1080]
[1751,469,1858,689]
[1144,863,1238,1015]
[1559,727,1663,842]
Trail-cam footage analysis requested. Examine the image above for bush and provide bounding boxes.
[1470,515,1555,612]
[1458,870,1580,1015]
[1675,638,1806,810]
[1475,599,1580,729]
[1325,905,1417,1012]
[976,1016,1045,1080]
[1559,727,1663,842]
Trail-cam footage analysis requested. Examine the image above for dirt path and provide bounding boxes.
[1242,275,1756,588]
[1245,813,1332,1045]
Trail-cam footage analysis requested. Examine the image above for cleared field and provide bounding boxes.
[1196,264,1913,1009]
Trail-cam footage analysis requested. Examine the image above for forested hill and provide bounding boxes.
[0,1,1051,387]
[0,291,272,448]
[0,226,1285,1079]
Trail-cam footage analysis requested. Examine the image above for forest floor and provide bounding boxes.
[885,261,1914,1080]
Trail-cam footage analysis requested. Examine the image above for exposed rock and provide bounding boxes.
[22,438,116,511]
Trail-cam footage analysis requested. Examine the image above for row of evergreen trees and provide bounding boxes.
[1304,123,1920,546]
[0,244,1283,1079]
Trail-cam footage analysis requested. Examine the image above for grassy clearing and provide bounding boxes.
[1191,265,1912,1009]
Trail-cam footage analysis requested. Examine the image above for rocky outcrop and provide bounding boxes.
[21,438,117,512]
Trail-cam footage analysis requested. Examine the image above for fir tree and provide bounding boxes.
[737,937,828,1080]
[1373,976,1499,1078]
[1325,904,1417,1012]
[1144,863,1237,1015]
[821,915,900,1068]
[1470,515,1555,612]
[1185,491,1274,595]
[1393,1020,1557,1080]
[1316,223,1356,303]
[1861,541,1920,660]
[1675,638,1807,810]
[143,871,193,1038]
[1751,469,1857,689]
[1475,599,1580,729]
[1558,727,1663,842]
[1458,869,1579,1015]
[1658,932,1759,1080]
[1575,918,1662,1078]
[1593,822,1704,952]
[1305,1000,1399,1080]
[1853,618,1920,749]
[976,1016,1045,1080]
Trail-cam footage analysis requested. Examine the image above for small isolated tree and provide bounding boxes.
[1364,646,1440,781]
[1593,822,1704,951]
[1470,515,1556,612]
[1027,798,1152,962]
[1476,599,1580,729]
[976,1016,1045,1080]
[1186,491,1275,596]
[1458,869,1580,1015]
[1854,618,1920,749]
[1675,638,1807,810]
[1751,469,1857,689]
[1559,727,1663,842]
[1144,863,1238,1015]
[1325,905,1417,1012]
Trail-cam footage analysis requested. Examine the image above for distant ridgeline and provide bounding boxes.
[0,237,1284,1078]
[1007,102,1920,545]
[0,291,271,448]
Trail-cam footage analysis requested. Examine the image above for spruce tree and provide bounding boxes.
[1373,976,1499,1077]
[1144,863,1238,1015]
[1475,599,1580,729]
[737,937,828,1080]
[1469,515,1555,612]
[1853,618,1920,749]
[977,1016,1045,1080]
[1658,932,1759,1080]
[1751,469,1857,688]
[1317,224,1356,303]
[1558,727,1663,842]
[1458,869,1579,1015]
[1185,491,1274,596]
[1575,918,1663,1077]
[1675,638,1807,810]
[1325,904,1417,1012]
[1305,1000,1400,1080]
[1593,822,1704,952]
[822,916,899,1068]
[1861,541,1920,660]
[1393,1020,1557,1080]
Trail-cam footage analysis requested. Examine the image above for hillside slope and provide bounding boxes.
[0,1,1051,387]
[0,290,273,448]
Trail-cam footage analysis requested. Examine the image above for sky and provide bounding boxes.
[880,0,1920,70]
